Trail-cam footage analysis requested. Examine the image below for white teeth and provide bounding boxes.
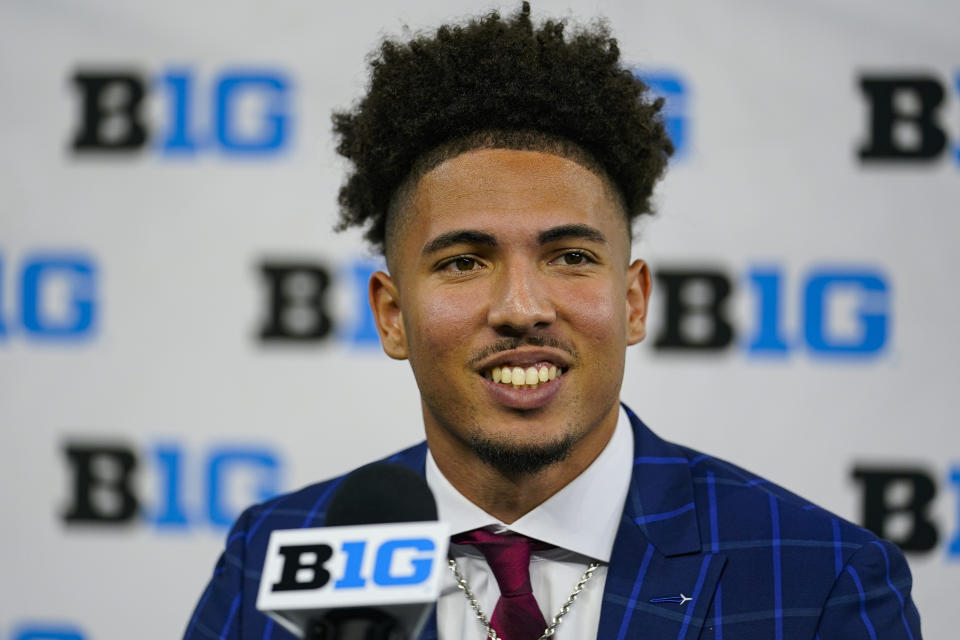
[485,364,564,387]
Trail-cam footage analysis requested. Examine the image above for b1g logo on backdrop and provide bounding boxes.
[0,251,97,343]
[857,71,960,165]
[634,70,690,160]
[61,439,283,530]
[68,66,293,157]
[852,463,960,558]
[650,264,890,358]
[256,258,383,347]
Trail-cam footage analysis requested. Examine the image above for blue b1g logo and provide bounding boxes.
[747,267,889,356]
[336,539,436,588]
[0,252,97,341]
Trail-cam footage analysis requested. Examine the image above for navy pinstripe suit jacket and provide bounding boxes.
[184,406,922,639]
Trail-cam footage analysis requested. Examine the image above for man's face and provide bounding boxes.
[370,148,651,474]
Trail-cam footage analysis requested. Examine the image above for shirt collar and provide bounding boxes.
[425,405,633,562]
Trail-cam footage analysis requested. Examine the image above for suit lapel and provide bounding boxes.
[596,407,726,640]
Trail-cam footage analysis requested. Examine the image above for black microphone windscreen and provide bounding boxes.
[325,463,438,526]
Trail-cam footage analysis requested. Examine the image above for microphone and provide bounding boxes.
[256,463,449,640]
[326,463,439,526]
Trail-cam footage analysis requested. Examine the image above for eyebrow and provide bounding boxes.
[537,224,607,245]
[422,230,498,255]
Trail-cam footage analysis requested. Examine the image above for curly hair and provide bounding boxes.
[332,2,674,256]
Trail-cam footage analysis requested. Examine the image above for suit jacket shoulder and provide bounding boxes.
[600,406,922,640]
[690,444,918,638]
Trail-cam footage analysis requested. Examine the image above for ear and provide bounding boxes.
[369,270,409,360]
[625,259,652,345]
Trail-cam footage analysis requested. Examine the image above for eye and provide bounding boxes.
[554,251,593,266]
[440,256,482,272]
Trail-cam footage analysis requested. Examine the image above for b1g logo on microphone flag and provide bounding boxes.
[257,522,450,616]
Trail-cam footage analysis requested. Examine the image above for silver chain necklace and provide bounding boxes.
[447,558,600,640]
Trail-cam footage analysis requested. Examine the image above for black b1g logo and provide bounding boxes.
[271,538,436,592]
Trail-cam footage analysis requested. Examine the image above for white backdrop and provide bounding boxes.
[1,1,957,638]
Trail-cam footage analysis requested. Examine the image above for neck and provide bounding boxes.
[426,411,618,524]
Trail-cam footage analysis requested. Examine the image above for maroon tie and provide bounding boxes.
[452,529,550,640]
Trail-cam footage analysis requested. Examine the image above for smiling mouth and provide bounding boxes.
[481,364,567,390]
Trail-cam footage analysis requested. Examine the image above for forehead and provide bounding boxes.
[401,148,628,250]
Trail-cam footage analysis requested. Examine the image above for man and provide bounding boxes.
[184,4,921,639]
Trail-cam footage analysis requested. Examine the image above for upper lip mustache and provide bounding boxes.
[475,349,571,372]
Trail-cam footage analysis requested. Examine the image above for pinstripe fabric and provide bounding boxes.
[183,406,922,639]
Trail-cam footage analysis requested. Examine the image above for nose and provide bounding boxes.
[486,260,556,334]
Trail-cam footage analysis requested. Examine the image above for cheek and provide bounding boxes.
[407,288,484,355]
[562,282,626,343]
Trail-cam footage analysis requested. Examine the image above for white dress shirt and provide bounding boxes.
[425,406,634,640]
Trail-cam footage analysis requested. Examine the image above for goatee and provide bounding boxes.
[468,432,575,475]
